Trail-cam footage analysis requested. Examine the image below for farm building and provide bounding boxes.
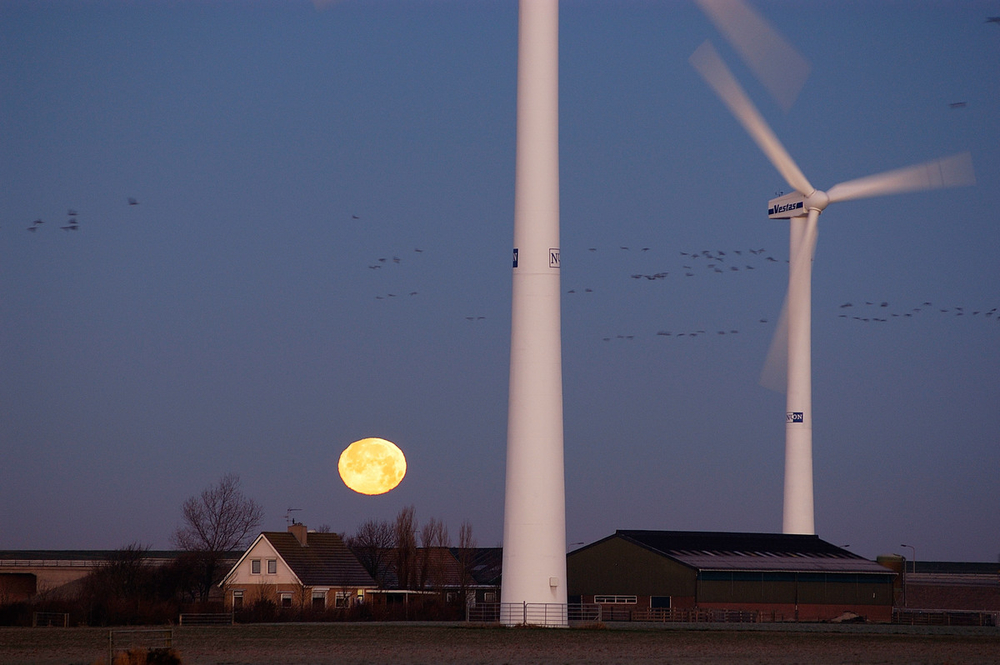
[567,530,896,622]
[877,555,1000,615]
[0,550,202,603]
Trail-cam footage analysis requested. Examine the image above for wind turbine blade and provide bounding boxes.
[689,41,814,196]
[760,212,819,393]
[760,294,788,393]
[826,152,975,203]
[694,0,811,112]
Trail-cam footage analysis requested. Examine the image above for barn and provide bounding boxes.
[567,530,896,622]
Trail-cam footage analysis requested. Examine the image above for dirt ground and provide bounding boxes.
[2,622,999,665]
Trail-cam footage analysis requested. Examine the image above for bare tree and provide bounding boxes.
[346,518,395,587]
[456,520,477,603]
[421,518,450,549]
[393,505,418,590]
[418,517,450,589]
[172,473,263,601]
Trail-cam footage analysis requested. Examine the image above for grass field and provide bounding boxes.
[2,622,999,665]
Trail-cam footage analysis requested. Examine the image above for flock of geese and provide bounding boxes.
[357,236,998,336]
[29,206,995,336]
[22,199,139,234]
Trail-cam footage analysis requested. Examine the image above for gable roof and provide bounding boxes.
[262,531,375,587]
[221,530,376,588]
[609,530,892,575]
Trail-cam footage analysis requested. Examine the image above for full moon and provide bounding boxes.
[338,437,407,495]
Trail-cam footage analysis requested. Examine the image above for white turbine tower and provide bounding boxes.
[501,0,567,625]
[690,40,975,535]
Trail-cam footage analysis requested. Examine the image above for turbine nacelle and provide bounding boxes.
[767,190,829,219]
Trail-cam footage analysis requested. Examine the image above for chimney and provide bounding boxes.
[288,522,308,546]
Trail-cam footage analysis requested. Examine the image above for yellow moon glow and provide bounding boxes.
[338,437,407,495]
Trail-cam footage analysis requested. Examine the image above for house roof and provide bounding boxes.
[416,547,463,587]
[349,547,503,589]
[416,547,504,588]
[450,547,502,586]
[229,531,375,588]
[610,530,892,575]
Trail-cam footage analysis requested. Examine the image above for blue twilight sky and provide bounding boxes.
[2,1,997,564]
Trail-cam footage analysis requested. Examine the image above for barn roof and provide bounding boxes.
[612,530,892,575]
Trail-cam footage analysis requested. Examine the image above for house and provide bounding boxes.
[568,530,896,622]
[453,546,502,604]
[219,523,376,612]
[361,547,502,609]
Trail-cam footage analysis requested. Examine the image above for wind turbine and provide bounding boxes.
[501,0,567,626]
[689,40,975,535]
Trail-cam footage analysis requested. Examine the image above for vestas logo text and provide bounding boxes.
[769,201,804,215]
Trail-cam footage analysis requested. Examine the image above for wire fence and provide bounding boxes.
[466,604,761,625]
[179,612,234,626]
[31,611,69,627]
[892,609,998,627]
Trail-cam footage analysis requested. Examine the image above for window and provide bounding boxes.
[594,595,637,604]
[233,590,244,610]
[250,559,261,575]
[267,559,277,575]
[335,591,352,608]
[483,591,497,603]
[312,590,326,610]
[280,593,293,608]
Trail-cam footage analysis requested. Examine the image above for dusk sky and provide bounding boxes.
[2,1,997,565]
